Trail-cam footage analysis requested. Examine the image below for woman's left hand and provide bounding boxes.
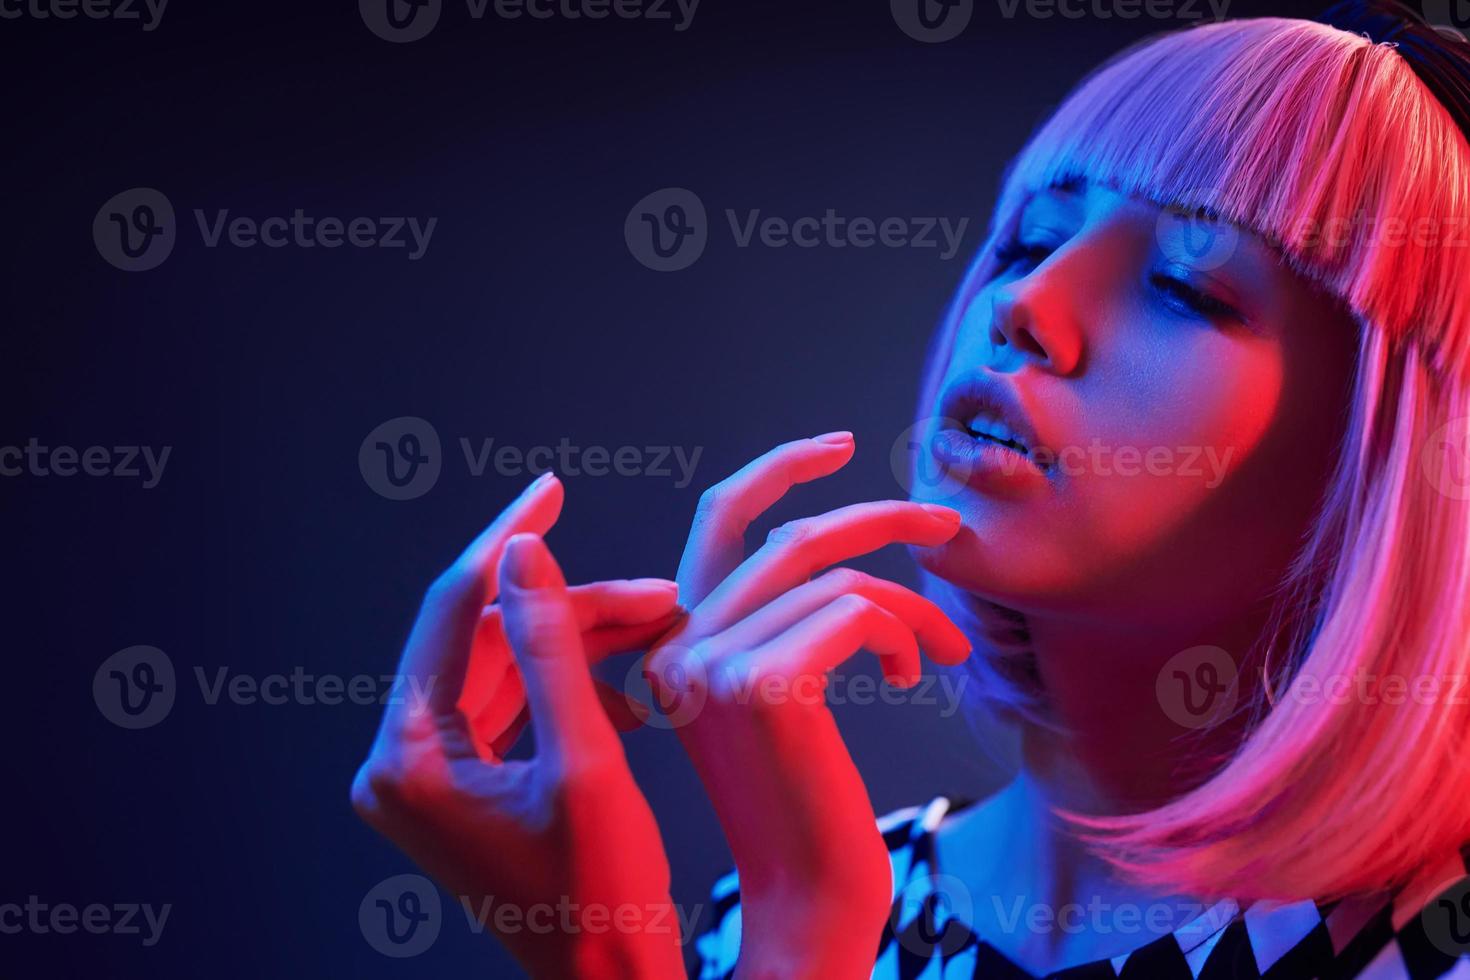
[644,434,972,978]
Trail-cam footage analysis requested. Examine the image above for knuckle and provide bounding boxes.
[835,593,879,619]
[683,642,717,693]
[694,484,730,521]
[766,519,811,547]
[352,754,445,822]
[820,566,869,594]
[551,741,629,790]
[349,765,380,819]
[647,641,708,697]
[351,760,405,821]
[701,650,745,706]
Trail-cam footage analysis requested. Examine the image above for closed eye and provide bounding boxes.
[1150,272,1243,323]
[994,237,1055,275]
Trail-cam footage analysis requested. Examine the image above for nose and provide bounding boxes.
[980,274,1083,377]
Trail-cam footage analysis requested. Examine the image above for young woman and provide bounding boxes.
[351,3,1470,977]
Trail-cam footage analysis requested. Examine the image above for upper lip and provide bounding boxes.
[939,372,1050,467]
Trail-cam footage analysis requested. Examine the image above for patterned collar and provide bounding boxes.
[876,795,1470,979]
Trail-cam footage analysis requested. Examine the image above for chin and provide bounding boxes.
[907,535,1030,609]
[906,532,1089,619]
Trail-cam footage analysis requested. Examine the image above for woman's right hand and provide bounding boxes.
[645,433,971,978]
[351,473,687,979]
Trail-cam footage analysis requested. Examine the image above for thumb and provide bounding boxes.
[498,533,619,766]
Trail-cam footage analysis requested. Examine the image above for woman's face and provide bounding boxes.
[909,179,1358,627]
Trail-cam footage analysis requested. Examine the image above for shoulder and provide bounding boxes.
[689,795,972,980]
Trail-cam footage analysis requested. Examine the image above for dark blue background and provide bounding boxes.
[3,0,1318,975]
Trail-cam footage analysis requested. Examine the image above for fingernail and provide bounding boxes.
[523,470,556,494]
[921,503,962,523]
[814,431,853,445]
[630,578,680,594]
[504,533,555,588]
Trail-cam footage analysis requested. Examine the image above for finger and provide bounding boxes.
[700,567,971,671]
[581,610,687,662]
[476,675,651,761]
[562,579,681,631]
[456,472,565,603]
[384,472,564,741]
[463,608,684,755]
[727,593,921,690]
[678,432,855,606]
[461,580,678,718]
[594,678,650,732]
[498,533,620,767]
[689,500,962,639]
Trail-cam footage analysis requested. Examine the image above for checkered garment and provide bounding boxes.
[691,796,1470,979]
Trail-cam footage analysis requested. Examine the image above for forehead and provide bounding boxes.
[1018,177,1277,265]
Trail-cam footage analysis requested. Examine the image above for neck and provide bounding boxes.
[1017,598,1271,810]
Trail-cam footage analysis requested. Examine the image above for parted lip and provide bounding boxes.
[938,372,1050,468]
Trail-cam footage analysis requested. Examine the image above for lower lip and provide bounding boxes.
[927,427,1050,495]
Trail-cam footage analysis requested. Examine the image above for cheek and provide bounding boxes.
[915,335,1295,615]
[1065,335,1286,567]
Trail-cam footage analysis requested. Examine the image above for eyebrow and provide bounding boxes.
[1044,175,1229,225]
[1017,178,1086,227]
[1046,175,1086,197]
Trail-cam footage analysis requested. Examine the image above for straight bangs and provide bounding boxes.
[915,16,1470,901]
[996,17,1470,381]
